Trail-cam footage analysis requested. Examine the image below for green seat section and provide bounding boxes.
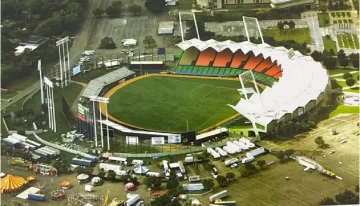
[218,68,226,75]
[208,67,215,74]
[192,67,199,74]
[213,68,220,75]
[197,67,204,74]
[202,67,209,74]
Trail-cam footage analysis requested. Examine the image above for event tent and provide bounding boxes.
[0,174,27,193]
[133,166,149,174]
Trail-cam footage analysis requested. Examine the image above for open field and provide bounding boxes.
[106,75,242,133]
[262,28,312,44]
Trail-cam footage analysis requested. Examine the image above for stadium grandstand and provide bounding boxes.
[175,38,330,135]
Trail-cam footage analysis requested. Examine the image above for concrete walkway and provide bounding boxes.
[301,11,324,52]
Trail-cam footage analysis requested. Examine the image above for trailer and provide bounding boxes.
[222,146,236,154]
[2,137,20,147]
[215,147,228,157]
[224,158,239,166]
[109,156,127,163]
[25,139,41,148]
[239,138,255,148]
[82,50,95,56]
[246,147,265,158]
[33,150,49,158]
[11,133,28,142]
[84,155,97,163]
[207,148,221,159]
[30,153,41,161]
[241,156,254,163]
[226,142,241,153]
[209,190,228,203]
[233,141,250,150]
[39,147,58,156]
[18,142,36,150]
[37,148,56,158]
[99,163,122,171]
[28,193,45,201]
[43,146,60,155]
[189,175,201,182]
[211,201,236,206]
[72,158,92,167]
[126,193,140,206]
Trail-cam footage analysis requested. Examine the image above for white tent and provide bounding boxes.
[91,177,102,184]
[85,185,93,192]
[77,173,89,180]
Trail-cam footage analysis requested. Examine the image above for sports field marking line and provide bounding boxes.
[166,77,238,90]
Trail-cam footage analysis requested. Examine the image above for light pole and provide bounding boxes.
[90,96,110,150]
[44,77,56,132]
[90,98,98,147]
[56,36,70,88]
[38,60,44,104]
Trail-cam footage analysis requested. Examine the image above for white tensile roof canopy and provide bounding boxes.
[176,39,329,130]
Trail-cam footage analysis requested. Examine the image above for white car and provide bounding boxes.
[330,150,335,154]
[340,140,347,144]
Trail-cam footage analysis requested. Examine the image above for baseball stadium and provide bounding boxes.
[78,17,329,145]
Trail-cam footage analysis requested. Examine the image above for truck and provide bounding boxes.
[126,194,140,206]
[84,155,97,163]
[246,147,265,158]
[28,193,45,201]
[209,190,228,203]
[188,175,201,182]
[99,163,122,171]
[215,147,228,157]
[239,137,255,148]
[224,158,239,166]
[11,133,28,142]
[72,158,92,167]
[83,50,95,56]
[123,39,137,47]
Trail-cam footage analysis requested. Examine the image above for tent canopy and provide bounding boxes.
[133,166,149,174]
[91,177,102,183]
[60,181,71,187]
[1,174,27,193]
[77,174,89,180]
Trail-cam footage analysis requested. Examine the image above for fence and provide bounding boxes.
[31,131,96,158]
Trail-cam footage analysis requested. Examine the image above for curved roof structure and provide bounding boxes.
[176,39,329,130]
[0,174,27,193]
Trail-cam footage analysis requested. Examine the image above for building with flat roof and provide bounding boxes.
[158,21,175,35]
[270,0,314,9]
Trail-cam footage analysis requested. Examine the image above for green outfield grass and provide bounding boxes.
[108,76,243,132]
[262,28,312,44]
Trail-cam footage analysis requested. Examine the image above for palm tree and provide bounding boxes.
[277,21,285,30]
[288,20,295,30]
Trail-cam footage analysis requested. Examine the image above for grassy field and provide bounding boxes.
[318,12,330,27]
[322,36,338,54]
[262,28,312,44]
[327,68,359,75]
[107,76,242,132]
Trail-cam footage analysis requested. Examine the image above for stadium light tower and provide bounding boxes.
[56,36,70,88]
[90,96,110,150]
[38,60,45,104]
[44,77,56,132]
[178,12,200,42]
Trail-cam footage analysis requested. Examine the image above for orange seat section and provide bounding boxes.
[212,49,233,67]
[179,47,200,65]
[273,72,283,79]
[195,49,216,66]
[254,58,274,72]
[243,54,264,70]
[265,64,282,76]
[230,50,248,68]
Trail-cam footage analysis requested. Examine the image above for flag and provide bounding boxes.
[103,189,109,206]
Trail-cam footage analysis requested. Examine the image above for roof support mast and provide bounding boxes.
[178,12,201,42]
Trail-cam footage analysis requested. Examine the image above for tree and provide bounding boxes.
[343,72,352,79]
[288,20,295,29]
[105,6,121,18]
[202,179,214,190]
[143,36,156,48]
[111,1,123,8]
[143,176,156,188]
[216,175,227,187]
[100,37,116,49]
[93,8,104,17]
[226,172,235,181]
[153,179,162,189]
[346,78,355,88]
[315,136,325,147]
[339,58,349,68]
[107,170,116,181]
[319,197,337,205]
[355,185,359,193]
[335,190,358,204]
[166,179,179,189]
[128,5,142,16]
[323,57,337,70]
[277,21,284,30]
[311,51,323,62]
[98,169,105,178]
[256,160,266,170]
[352,59,359,68]
[276,151,285,161]
[337,49,346,59]
[145,0,166,13]
[284,149,294,157]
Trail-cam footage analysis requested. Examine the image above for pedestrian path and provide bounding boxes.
[302,11,324,52]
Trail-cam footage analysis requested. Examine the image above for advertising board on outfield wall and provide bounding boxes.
[151,137,165,145]
[126,136,139,145]
[168,135,181,143]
